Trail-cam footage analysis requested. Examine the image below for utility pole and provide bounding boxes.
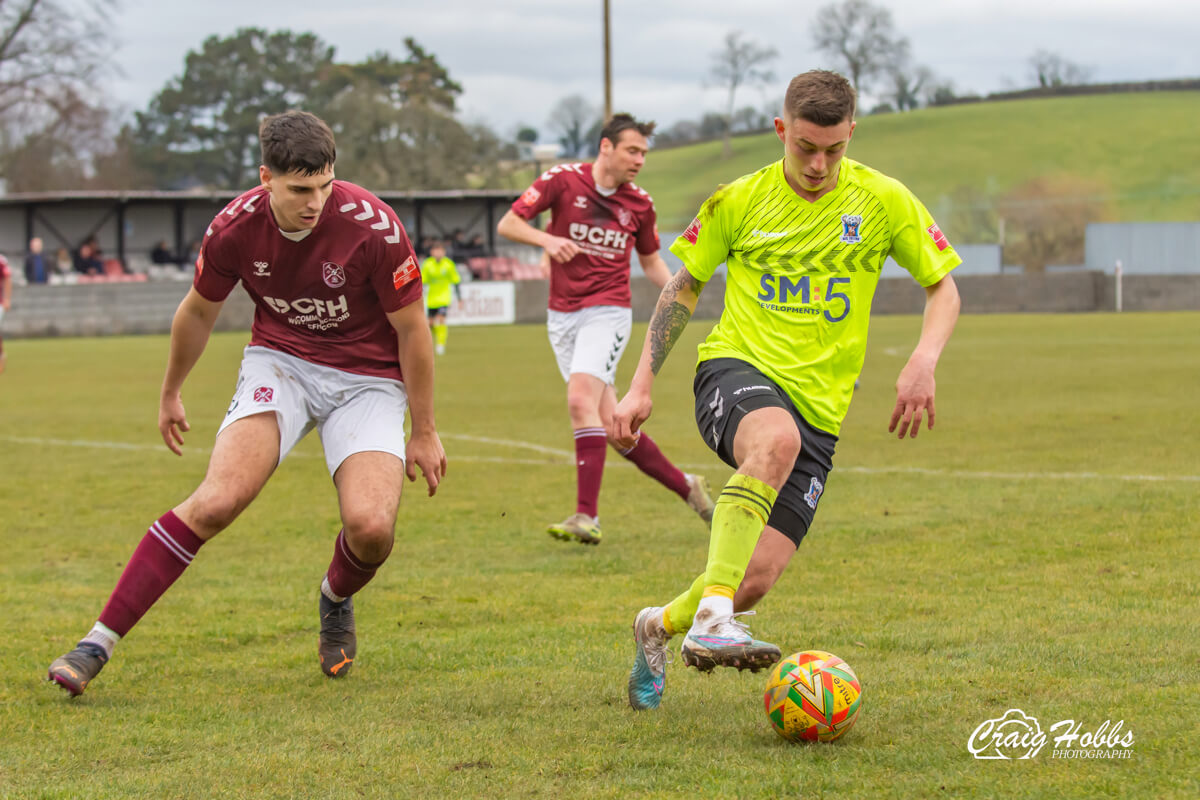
[603,0,612,121]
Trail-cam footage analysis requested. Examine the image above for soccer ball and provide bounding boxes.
[763,650,862,742]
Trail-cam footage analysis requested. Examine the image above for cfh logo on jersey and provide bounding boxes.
[322,262,346,288]
[682,217,702,244]
[927,223,950,251]
[253,261,270,277]
[392,255,419,289]
[264,295,349,318]
[253,387,274,404]
[616,207,632,227]
[520,186,542,206]
[568,223,629,249]
[840,214,863,244]
[573,195,588,209]
[804,477,824,509]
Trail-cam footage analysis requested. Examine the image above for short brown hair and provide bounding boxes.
[784,70,856,126]
[259,110,337,175]
[599,113,656,148]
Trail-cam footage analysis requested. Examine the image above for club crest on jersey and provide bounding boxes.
[322,261,346,288]
[616,207,632,227]
[392,255,419,289]
[253,387,274,404]
[520,186,541,206]
[683,217,702,245]
[840,214,863,244]
[804,477,824,509]
[573,195,588,209]
[253,260,270,277]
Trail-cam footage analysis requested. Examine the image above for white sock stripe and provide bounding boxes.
[573,427,606,439]
[149,521,194,565]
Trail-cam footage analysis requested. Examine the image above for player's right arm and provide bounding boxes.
[159,288,224,455]
[496,210,579,264]
[610,266,705,448]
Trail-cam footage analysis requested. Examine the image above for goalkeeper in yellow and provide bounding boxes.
[613,70,962,711]
[421,242,462,355]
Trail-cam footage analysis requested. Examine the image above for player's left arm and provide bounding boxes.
[387,301,447,495]
[890,274,960,439]
[635,250,672,290]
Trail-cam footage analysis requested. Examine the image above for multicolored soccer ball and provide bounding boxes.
[763,650,862,742]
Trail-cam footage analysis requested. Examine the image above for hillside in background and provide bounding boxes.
[636,92,1200,241]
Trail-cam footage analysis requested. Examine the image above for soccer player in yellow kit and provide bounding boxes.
[421,242,461,355]
[613,70,962,711]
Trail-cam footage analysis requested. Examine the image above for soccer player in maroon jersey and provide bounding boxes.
[497,113,713,545]
[0,253,11,375]
[47,111,446,696]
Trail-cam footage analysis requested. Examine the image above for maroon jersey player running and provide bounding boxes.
[498,113,713,545]
[48,111,446,696]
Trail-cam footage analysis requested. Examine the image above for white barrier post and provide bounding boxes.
[1114,260,1123,313]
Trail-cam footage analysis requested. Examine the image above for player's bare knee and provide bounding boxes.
[566,392,597,425]
[183,492,248,535]
[342,515,396,562]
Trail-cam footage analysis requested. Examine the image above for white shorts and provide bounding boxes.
[546,305,633,385]
[218,346,408,476]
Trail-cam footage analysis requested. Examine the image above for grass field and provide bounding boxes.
[636,92,1200,229]
[1,312,1198,799]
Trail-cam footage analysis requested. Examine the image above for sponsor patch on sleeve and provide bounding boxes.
[682,217,702,245]
[519,186,542,207]
[392,255,419,289]
[195,250,204,276]
[926,223,950,252]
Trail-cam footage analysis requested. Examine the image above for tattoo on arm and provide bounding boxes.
[648,270,705,375]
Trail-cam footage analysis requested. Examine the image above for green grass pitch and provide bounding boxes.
[1,311,1197,798]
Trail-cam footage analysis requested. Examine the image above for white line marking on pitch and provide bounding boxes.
[3,435,1197,484]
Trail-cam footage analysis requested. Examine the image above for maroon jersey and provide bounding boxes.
[0,255,10,301]
[194,181,422,382]
[511,162,659,312]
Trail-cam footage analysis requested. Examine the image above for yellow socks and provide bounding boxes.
[664,473,777,633]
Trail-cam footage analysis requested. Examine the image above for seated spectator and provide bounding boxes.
[151,240,178,266]
[75,238,104,276]
[53,247,74,280]
[464,233,488,258]
[24,237,48,284]
[184,240,201,269]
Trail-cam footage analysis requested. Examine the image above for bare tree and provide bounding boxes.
[547,94,600,158]
[0,0,118,189]
[1028,49,1093,88]
[884,44,935,112]
[811,0,908,95]
[707,30,777,159]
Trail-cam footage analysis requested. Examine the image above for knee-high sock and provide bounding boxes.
[97,511,205,637]
[618,432,690,499]
[325,529,388,599]
[433,323,448,347]
[574,427,607,517]
[664,474,777,632]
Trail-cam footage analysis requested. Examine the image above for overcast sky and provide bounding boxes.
[107,0,1200,138]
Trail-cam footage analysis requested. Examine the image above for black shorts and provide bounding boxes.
[427,306,449,319]
[693,358,837,548]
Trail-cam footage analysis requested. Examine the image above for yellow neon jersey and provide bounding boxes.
[671,157,960,434]
[420,256,461,309]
